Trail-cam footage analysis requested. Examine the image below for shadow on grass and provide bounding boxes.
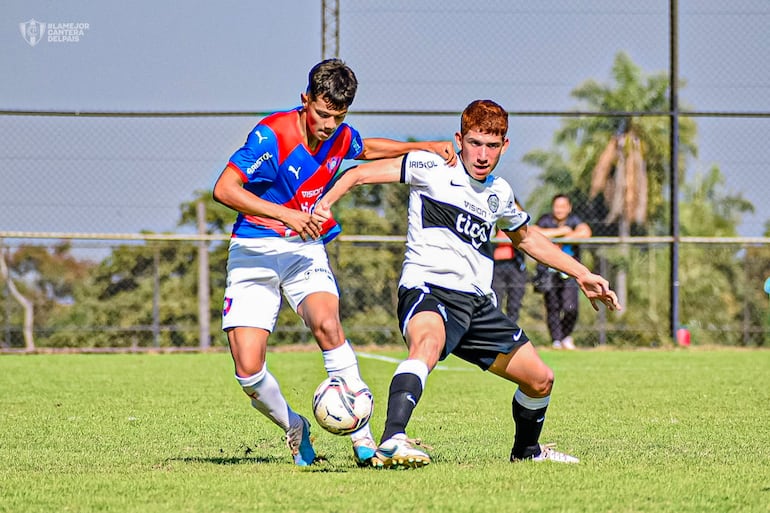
[164,454,350,472]
[168,455,279,465]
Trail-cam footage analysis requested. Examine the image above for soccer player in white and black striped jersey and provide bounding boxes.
[313,99,622,468]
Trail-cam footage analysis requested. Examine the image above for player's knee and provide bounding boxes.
[407,337,442,370]
[308,315,342,341]
[235,366,267,395]
[530,367,554,396]
[232,357,266,378]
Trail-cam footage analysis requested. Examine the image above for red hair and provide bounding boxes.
[460,100,508,137]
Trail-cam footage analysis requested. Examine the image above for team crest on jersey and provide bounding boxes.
[222,297,233,316]
[487,194,500,213]
[327,157,340,171]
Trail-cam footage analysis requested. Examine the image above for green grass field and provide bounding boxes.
[1,348,769,513]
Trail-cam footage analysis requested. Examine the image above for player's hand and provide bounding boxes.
[576,272,622,312]
[312,199,332,225]
[426,141,457,166]
[283,209,323,241]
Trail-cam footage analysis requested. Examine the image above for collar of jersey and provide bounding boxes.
[459,161,494,186]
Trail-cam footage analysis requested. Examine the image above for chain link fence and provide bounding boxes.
[1,235,768,350]
[2,1,769,350]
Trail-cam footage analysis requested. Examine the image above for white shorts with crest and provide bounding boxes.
[221,237,339,331]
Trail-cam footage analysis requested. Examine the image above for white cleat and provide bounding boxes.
[373,434,432,469]
[512,443,579,464]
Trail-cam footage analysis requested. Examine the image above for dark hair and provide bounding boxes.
[552,193,571,205]
[460,100,509,137]
[306,59,358,110]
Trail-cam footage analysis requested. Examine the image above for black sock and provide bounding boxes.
[380,372,423,442]
[511,397,548,460]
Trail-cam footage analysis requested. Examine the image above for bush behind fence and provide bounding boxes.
[2,236,768,351]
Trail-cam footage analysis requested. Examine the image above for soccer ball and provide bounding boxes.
[312,376,373,435]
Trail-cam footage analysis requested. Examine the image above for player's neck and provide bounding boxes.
[297,108,320,151]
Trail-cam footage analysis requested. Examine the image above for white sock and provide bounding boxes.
[322,340,359,377]
[514,388,550,410]
[236,365,298,432]
[394,359,429,389]
[322,340,374,442]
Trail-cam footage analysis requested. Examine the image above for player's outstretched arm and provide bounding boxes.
[313,157,403,223]
[575,272,622,312]
[360,138,457,166]
[508,225,622,312]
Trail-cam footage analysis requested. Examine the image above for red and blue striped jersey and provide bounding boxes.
[226,107,364,241]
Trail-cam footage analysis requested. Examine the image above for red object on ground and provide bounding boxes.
[676,328,691,347]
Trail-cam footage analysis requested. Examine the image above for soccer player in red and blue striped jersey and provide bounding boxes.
[213,59,455,467]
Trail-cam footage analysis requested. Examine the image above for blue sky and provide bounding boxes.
[2,1,769,235]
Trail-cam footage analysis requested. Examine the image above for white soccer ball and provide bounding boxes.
[312,376,373,436]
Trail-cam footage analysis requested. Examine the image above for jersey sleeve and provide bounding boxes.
[344,125,365,160]
[401,151,444,186]
[227,124,280,183]
[497,185,530,232]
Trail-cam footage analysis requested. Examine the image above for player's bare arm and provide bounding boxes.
[507,225,621,312]
[312,157,403,223]
[359,138,457,166]
[213,165,321,240]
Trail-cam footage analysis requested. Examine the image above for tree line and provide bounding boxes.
[2,53,768,350]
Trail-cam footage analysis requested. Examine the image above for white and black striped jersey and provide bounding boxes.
[398,151,530,296]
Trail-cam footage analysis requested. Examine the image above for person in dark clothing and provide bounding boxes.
[533,194,592,350]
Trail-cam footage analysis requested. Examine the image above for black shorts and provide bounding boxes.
[397,283,530,371]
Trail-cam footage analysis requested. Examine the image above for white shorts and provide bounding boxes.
[221,237,339,331]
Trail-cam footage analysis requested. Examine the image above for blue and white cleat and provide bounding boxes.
[286,415,316,466]
[352,436,378,467]
[373,434,431,469]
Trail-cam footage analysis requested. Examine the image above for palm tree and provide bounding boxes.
[524,52,698,307]
[590,126,648,234]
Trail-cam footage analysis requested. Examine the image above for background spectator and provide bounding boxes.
[533,194,592,349]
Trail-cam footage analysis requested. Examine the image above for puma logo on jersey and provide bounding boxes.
[254,130,267,144]
[288,165,301,179]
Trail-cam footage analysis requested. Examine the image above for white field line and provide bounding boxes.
[357,352,474,371]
